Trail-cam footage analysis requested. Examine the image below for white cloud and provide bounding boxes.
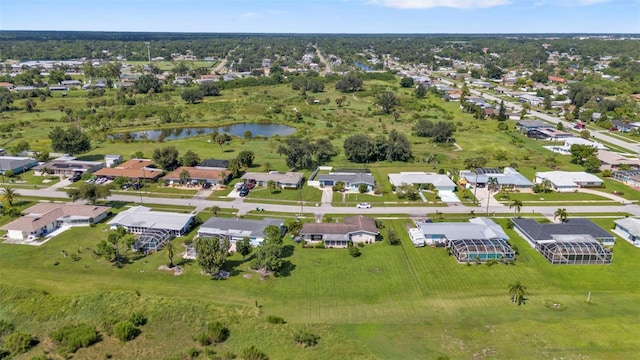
[266,9,286,15]
[532,0,613,4]
[370,0,511,9]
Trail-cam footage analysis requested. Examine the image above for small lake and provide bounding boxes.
[354,61,373,72]
[117,123,296,141]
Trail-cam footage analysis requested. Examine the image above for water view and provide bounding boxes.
[116,123,296,141]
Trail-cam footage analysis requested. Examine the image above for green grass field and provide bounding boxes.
[0,217,638,359]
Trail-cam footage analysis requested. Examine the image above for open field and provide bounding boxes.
[0,216,639,359]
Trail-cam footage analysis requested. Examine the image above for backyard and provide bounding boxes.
[0,217,638,359]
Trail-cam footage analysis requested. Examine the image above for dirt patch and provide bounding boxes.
[158,265,183,276]
[243,274,253,279]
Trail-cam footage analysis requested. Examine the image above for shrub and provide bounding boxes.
[206,321,229,343]
[348,246,361,258]
[294,330,320,347]
[266,315,285,324]
[196,332,210,346]
[113,320,139,342]
[186,347,199,358]
[129,312,147,326]
[50,323,99,354]
[0,320,14,336]
[3,332,36,354]
[242,346,268,360]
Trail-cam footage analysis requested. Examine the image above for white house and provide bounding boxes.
[388,172,456,192]
[301,216,379,248]
[108,206,194,236]
[534,171,603,192]
[612,218,640,247]
[197,217,286,247]
[2,203,110,241]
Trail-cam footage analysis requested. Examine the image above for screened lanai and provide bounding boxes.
[536,241,613,265]
[448,238,515,263]
[133,228,173,253]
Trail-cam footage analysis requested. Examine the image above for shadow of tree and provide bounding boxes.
[275,260,296,277]
[281,244,295,258]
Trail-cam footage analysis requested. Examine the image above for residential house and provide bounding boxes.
[163,166,231,185]
[94,158,164,181]
[611,120,636,133]
[534,171,603,192]
[2,203,110,241]
[518,94,544,106]
[613,169,640,188]
[34,156,104,177]
[459,167,534,190]
[597,150,640,171]
[545,137,606,155]
[301,216,379,248]
[197,217,286,246]
[548,76,566,84]
[241,171,303,189]
[318,171,375,192]
[612,218,640,247]
[515,120,554,132]
[108,205,194,236]
[511,218,613,264]
[0,156,38,175]
[415,218,514,262]
[0,82,14,90]
[527,127,573,141]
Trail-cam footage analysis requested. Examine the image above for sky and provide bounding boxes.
[0,0,638,34]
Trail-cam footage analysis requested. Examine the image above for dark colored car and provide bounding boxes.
[69,174,81,182]
[239,189,249,197]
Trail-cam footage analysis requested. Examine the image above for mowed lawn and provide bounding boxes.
[1,217,639,359]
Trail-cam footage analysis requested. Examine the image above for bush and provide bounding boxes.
[113,321,139,342]
[348,246,361,258]
[129,312,147,326]
[266,315,285,324]
[0,320,14,336]
[196,332,210,346]
[242,346,268,360]
[294,330,320,347]
[50,323,99,354]
[3,332,36,354]
[186,347,199,358]
[206,321,229,343]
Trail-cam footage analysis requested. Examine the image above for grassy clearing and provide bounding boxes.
[0,217,638,359]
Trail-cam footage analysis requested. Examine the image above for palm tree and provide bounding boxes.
[267,180,277,194]
[509,199,523,217]
[165,240,175,268]
[179,169,191,185]
[210,205,221,217]
[1,185,19,207]
[509,282,526,306]
[487,177,500,193]
[540,179,552,193]
[554,208,568,223]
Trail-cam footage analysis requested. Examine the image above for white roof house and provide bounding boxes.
[544,137,606,155]
[108,206,194,235]
[198,217,285,246]
[534,171,603,192]
[612,218,640,248]
[388,172,456,191]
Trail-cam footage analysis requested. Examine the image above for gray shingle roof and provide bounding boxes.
[511,218,613,241]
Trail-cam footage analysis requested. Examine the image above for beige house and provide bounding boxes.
[3,203,110,241]
[301,216,379,248]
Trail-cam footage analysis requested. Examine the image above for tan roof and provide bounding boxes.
[2,203,110,233]
[4,208,64,232]
[302,216,379,235]
[94,158,163,179]
[597,150,640,166]
[164,167,230,181]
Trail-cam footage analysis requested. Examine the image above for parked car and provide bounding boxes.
[239,189,249,197]
[121,183,132,190]
[69,174,81,182]
[356,203,372,209]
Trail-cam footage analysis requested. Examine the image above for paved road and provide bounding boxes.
[439,78,640,154]
[18,187,640,219]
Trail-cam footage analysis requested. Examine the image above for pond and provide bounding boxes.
[116,123,296,141]
[354,61,373,72]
